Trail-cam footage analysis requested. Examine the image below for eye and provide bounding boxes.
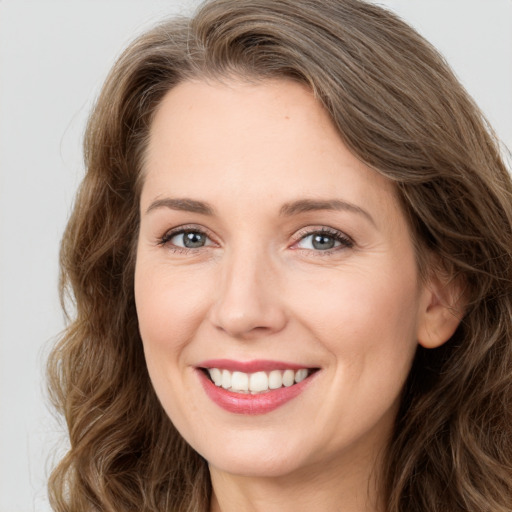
[294,228,353,252]
[159,228,214,250]
[172,231,209,248]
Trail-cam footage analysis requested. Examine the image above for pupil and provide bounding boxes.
[312,234,335,250]
[184,232,205,248]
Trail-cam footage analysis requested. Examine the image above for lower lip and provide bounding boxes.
[197,370,316,415]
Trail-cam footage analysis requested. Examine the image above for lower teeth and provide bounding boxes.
[230,387,290,395]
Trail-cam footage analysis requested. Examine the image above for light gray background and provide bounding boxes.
[1,1,511,511]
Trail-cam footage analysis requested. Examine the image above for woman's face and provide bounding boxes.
[135,79,433,479]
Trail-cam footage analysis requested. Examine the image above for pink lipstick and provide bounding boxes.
[196,359,318,415]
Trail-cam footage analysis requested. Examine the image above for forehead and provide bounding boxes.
[142,79,396,218]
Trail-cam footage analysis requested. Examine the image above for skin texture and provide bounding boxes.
[134,79,461,512]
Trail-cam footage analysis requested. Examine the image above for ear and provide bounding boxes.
[417,272,466,349]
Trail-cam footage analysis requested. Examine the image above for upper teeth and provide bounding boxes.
[207,368,309,394]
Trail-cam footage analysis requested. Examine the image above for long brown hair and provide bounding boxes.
[47,1,512,510]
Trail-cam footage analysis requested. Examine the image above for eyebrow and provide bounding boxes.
[279,199,375,225]
[146,198,215,215]
[145,196,375,225]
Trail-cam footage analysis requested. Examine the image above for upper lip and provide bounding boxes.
[197,359,316,373]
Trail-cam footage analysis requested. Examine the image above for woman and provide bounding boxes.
[47,0,512,510]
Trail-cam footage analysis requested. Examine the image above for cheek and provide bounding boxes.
[290,263,421,364]
[286,266,420,439]
[134,258,214,361]
[134,258,214,434]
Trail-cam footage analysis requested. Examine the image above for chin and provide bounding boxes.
[207,452,306,479]
[193,430,310,478]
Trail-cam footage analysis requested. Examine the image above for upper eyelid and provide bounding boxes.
[292,225,353,241]
[162,224,213,237]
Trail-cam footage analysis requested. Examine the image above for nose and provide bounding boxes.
[208,248,288,339]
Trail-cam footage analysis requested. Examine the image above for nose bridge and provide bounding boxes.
[209,241,286,338]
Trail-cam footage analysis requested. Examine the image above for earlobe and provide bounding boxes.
[417,276,466,349]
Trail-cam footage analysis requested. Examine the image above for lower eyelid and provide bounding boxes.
[296,237,351,251]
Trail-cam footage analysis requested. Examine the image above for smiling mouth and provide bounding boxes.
[201,367,318,394]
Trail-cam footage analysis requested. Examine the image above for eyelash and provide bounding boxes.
[157,225,216,254]
[157,225,354,255]
[292,227,354,254]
